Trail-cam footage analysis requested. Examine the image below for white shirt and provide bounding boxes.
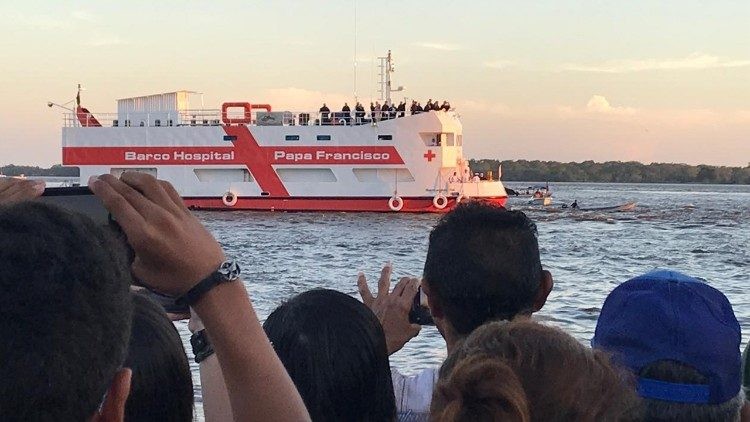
[391,367,439,415]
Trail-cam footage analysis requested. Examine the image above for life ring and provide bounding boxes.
[222,191,238,207]
[433,194,448,210]
[388,196,404,212]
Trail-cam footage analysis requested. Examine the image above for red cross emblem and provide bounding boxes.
[424,150,436,162]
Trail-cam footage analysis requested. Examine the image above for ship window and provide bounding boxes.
[193,169,254,182]
[446,134,455,146]
[352,168,415,183]
[457,135,463,146]
[110,168,157,178]
[285,135,300,141]
[378,134,393,141]
[317,135,331,141]
[277,168,337,182]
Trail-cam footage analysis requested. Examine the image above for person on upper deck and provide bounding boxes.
[397,101,406,117]
[319,103,330,125]
[389,103,397,119]
[355,102,365,123]
[424,100,433,112]
[381,102,390,120]
[441,101,451,112]
[415,102,423,114]
[410,100,417,115]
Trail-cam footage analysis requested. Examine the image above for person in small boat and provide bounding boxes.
[571,200,578,209]
[533,189,542,199]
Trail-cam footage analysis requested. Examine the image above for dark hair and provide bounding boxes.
[263,289,396,422]
[638,360,743,422]
[125,293,193,422]
[0,202,133,421]
[423,202,543,335]
[433,320,642,422]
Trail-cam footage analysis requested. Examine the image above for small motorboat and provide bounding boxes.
[563,201,637,212]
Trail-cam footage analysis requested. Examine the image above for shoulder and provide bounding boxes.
[391,367,439,413]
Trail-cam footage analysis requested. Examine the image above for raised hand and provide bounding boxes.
[358,263,421,355]
[89,172,225,296]
[0,178,45,204]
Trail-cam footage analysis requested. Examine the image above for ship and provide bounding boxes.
[60,52,507,212]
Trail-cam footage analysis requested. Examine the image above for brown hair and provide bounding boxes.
[431,320,642,422]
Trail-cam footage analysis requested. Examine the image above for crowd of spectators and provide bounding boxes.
[1,174,748,422]
[318,99,450,125]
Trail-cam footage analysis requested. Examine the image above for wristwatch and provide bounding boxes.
[176,260,241,306]
[190,329,215,363]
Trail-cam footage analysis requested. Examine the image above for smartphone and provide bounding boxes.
[39,187,113,226]
[409,286,435,325]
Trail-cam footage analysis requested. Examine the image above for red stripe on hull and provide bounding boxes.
[184,196,508,213]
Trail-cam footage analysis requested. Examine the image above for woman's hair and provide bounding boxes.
[263,289,396,421]
[431,320,642,422]
[124,293,193,422]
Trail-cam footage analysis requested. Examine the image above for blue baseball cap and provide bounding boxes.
[592,269,741,404]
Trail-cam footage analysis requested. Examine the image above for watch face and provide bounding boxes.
[218,260,241,281]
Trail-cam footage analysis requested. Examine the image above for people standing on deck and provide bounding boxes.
[341,103,351,125]
[354,102,365,124]
[397,101,406,117]
[424,100,433,112]
[381,102,390,120]
[441,101,451,111]
[389,103,397,119]
[371,102,377,121]
[319,103,330,125]
[415,102,423,114]
[410,100,417,115]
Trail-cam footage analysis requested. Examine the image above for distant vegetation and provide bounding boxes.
[470,160,750,185]
[0,164,79,177]
[3,161,749,184]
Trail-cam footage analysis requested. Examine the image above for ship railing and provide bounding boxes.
[62,108,452,128]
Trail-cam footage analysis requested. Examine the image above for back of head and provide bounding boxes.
[432,320,641,422]
[423,202,542,335]
[263,289,396,421]
[592,270,743,421]
[0,202,133,421]
[125,293,193,422]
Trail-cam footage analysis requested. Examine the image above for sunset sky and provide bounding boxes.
[1,0,748,167]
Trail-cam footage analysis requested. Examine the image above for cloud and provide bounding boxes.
[561,53,750,73]
[86,37,127,47]
[484,60,516,70]
[585,95,636,115]
[413,42,462,51]
[16,14,69,29]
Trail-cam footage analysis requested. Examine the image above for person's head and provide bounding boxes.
[0,202,133,421]
[593,270,743,422]
[432,320,641,422]
[422,202,553,345]
[125,293,193,422]
[263,289,395,421]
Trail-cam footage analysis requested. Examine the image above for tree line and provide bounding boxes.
[469,160,750,184]
[3,161,749,184]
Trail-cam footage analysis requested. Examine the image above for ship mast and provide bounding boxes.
[377,50,403,104]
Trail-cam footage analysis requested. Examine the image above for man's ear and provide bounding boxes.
[532,270,553,313]
[92,368,132,422]
[421,280,444,319]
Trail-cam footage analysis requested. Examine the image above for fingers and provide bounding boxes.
[377,263,392,298]
[159,180,188,213]
[120,172,183,216]
[0,179,45,203]
[89,176,147,238]
[357,272,375,306]
[394,277,420,310]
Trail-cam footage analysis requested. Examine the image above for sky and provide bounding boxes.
[0,0,748,167]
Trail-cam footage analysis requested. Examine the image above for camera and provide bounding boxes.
[408,286,434,325]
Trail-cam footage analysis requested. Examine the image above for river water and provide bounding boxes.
[176,182,749,417]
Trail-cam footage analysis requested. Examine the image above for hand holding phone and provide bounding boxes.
[409,286,435,326]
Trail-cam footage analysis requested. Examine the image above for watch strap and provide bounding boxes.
[176,260,241,307]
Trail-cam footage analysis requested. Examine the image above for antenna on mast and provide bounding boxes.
[353,0,358,102]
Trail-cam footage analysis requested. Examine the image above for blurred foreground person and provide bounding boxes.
[264,289,396,421]
[593,270,744,422]
[89,172,310,421]
[358,202,554,417]
[0,202,133,421]
[431,320,642,422]
[125,293,193,422]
